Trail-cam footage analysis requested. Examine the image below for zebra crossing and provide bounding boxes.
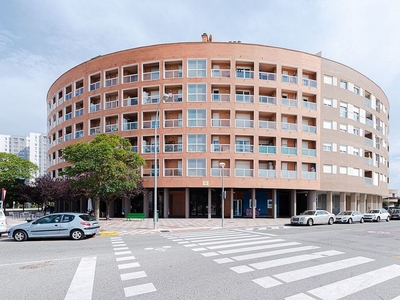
[110,236,157,297]
[163,229,400,299]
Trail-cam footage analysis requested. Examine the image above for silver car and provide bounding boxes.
[8,212,100,242]
[291,210,335,226]
[335,210,364,224]
[363,209,390,222]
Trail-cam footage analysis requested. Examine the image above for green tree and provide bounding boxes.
[61,134,145,220]
[0,153,39,209]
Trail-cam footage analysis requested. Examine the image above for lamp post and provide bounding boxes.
[154,93,170,229]
[219,162,225,227]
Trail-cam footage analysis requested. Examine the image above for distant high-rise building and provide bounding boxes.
[0,133,48,177]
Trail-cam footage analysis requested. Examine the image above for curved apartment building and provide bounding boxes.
[46,34,389,218]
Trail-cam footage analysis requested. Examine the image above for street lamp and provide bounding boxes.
[219,162,226,227]
[154,93,170,229]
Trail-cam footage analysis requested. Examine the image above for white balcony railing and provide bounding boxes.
[123,97,138,106]
[123,74,139,83]
[90,103,101,113]
[211,69,231,78]
[105,124,118,132]
[105,77,118,87]
[259,96,277,105]
[281,170,297,179]
[105,100,118,110]
[75,108,84,117]
[302,171,317,180]
[235,119,254,128]
[164,119,183,128]
[164,168,183,177]
[258,169,276,178]
[211,93,230,102]
[259,72,277,81]
[210,144,230,153]
[258,121,277,130]
[235,168,253,177]
[89,126,101,135]
[89,81,101,91]
[123,122,138,130]
[75,87,84,96]
[282,74,298,84]
[302,101,317,110]
[164,70,183,79]
[211,119,230,127]
[281,122,297,131]
[282,98,298,107]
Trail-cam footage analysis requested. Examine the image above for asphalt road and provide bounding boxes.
[1,221,400,300]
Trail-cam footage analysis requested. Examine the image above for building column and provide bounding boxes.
[378,195,383,208]
[366,194,373,210]
[291,190,296,217]
[144,190,150,217]
[360,193,367,213]
[252,188,256,219]
[308,190,317,210]
[326,191,333,213]
[340,192,346,212]
[207,188,212,219]
[163,188,169,218]
[185,188,190,218]
[350,193,357,211]
[230,188,234,219]
[272,189,277,218]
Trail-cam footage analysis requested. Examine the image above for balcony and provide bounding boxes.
[235,169,253,177]
[258,169,276,178]
[365,178,372,185]
[164,144,183,153]
[89,81,101,91]
[211,93,230,102]
[302,124,317,134]
[65,113,72,121]
[302,171,317,180]
[259,145,276,154]
[105,77,118,87]
[65,92,72,101]
[143,71,159,81]
[105,124,118,133]
[302,101,317,110]
[302,78,317,88]
[165,93,183,103]
[281,147,297,155]
[365,138,373,147]
[89,127,101,136]
[75,108,84,117]
[123,74,139,83]
[235,94,254,103]
[259,96,277,105]
[364,157,373,166]
[211,168,231,177]
[64,133,72,142]
[75,130,84,139]
[281,170,297,179]
[366,119,373,127]
[90,104,101,113]
[302,148,317,157]
[211,119,230,127]
[259,72,277,81]
[235,144,254,153]
[282,98,298,107]
[210,144,230,153]
[123,97,138,106]
[75,87,84,97]
[282,74,298,84]
[142,145,159,153]
[236,70,254,79]
[164,168,183,177]
[58,97,63,105]
[143,120,159,129]
[123,122,138,130]
[164,119,183,128]
[131,146,138,153]
[164,70,183,79]
[258,121,276,130]
[235,119,254,128]
[281,122,297,131]
[211,69,230,78]
[105,100,118,110]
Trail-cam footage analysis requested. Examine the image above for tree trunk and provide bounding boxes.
[94,196,100,221]
[106,202,111,220]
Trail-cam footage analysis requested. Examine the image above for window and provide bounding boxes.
[340,105,348,118]
[340,80,348,89]
[340,124,347,132]
[323,97,333,107]
[353,127,360,136]
[340,145,347,154]
[323,75,333,85]
[187,109,206,127]
[187,134,206,152]
[353,111,359,121]
[187,84,206,102]
[353,148,360,156]
[323,120,333,129]
[187,59,206,78]
[323,165,333,174]
[339,166,347,174]
[187,158,206,176]
[323,142,332,151]
[353,86,360,95]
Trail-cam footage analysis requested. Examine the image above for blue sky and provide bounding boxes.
[1,0,400,189]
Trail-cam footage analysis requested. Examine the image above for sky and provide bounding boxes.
[1,0,400,188]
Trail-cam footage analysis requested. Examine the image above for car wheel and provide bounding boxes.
[307,218,313,226]
[376,216,380,222]
[386,216,390,222]
[70,229,84,240]
[360,218,364,223]
[348,218,353,224]
[14,230,28,242]
[328,217,334,225]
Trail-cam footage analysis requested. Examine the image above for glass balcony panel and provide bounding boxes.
[258,121,277,130]
[235,119,254,128]
[259,72,277,81]
[123,74,138,83]
[210,144,230,153]
[105,77,118,87]
[281,147,297,155]
[258,169,276,178]
[164,143,183,153]
[164,119,183,128]
[259,145,276,154]
[235,169,253,177]
[164,168,183,176]
[259,96,277,105]
[302,171,317,180]
[89,81,101,91]
[281,170,297,179]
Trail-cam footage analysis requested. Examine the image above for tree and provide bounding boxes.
[0,153,39,209]
[61,134,145,220]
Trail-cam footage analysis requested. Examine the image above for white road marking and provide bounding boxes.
[121,271,147,281]
[274,256,374,283]
[115,251,132,255]
[202,252,219,257]
[192,248,208,251]
[183,234,255,242]
[285,293,317,300]
[214,258,233,264]
[118,262,140,269]
[307,264,400,300]
[231,265,254,274]
[124,283,156,297]
[206,239,292,250]
[216,239,296,255]
[116,256,136,261]
[231,243,306,261]
[183,244,198,247]
[252,276,282,288]
[113,246,129,250]
[197,236,270,246]
[64,257,96,300]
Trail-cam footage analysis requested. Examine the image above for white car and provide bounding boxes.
[363,209,390,222]
[0,210,7,236]
[291,210,335,226]
[335,210,364,224]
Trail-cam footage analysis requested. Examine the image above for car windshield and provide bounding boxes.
[338,211,352,215]
[392,209,400,213]
[79,214,96,221]
[300,210,316,215]
[367,210,380,213]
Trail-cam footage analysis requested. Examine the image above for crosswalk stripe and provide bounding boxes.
[182,234,256,242]
[249,250,344,271]
[306,264,400,300]
[118,262,140,269]
[218,241,311,255]
[64,257,97,300]
[206,239,294,250]
[113,246,129,250]
[252,276,282,288]
[196,236,270,246]
[274,256,374,283]
[114,250,132,255]
[121,271,147,281]
[124,283,157,297]
[116,256,136,261]
[230,243,309,261]
[285,293,316,300]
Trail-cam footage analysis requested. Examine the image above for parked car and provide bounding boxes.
[335,210,364,224]
[290,210,335,226]
[389,209,400,220]
[0,210,7,236]
[8,212,100,242]
[363,209,390,222]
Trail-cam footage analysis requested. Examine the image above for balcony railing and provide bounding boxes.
[302,101,317,110]
[123,74,139,83]
[258,121,277,130]
[211,168,230,177]
[211,119,230,127]
[105,124,118,132]
[65,92,72,101]
[131,146,138,153]
[236,70,254,79]
[259,145,276,154]
[235,168,254,177]
[210,144,230,153]
[258,169,276,178]
[302,78,317,88]
[58,97,63,105]
[365,138,373,147]
[164,168,183,177]
[302,171,317,180]
[64,133,72,142]
[302,124,317,134]
[235,119,254,128]
[164,93,183,103]
[211,69,230,78]
[123,122,138,130]
[105,100,118,110]
[365,178,372,185]
[164,144,183,153]
[364,157,373,165]
[281,147,297,155]
[89,81,101,91]
[188,144,206,152]
[281,170,297,179]
[259,72,277,81]
[235,144,254,153]
[90,103,101,113]
[75,130,84,139]
[259,96,277,105]
[164,70,183,79]
[123,97,138,106]
[142,145,159,153]
[366,119,373,127]
[281,122,297,131]
[105,77,118,87]
[302,148,317,157]
[211,93,230,102]
[75,108,84,117]
[75,87,84,96]
[143,95,160,105]
[143,71,160,81]
[58,117,63,125]
[89,126,101,135]
[142,120,159,129]
[282,98,298,107]
[365,98,372,108]
[164,119,183,128]
[282,74,298,84]
[65,113,72,121]
[235,94,254,103]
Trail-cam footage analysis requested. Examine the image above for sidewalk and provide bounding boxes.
[5,217,291,235]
